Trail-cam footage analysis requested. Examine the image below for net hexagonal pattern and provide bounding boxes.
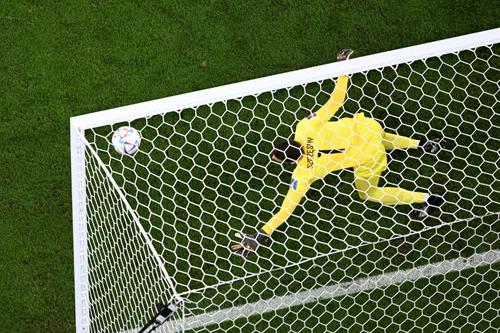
[74,35,499,333]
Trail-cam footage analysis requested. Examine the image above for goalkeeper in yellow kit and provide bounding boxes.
[231,49,444,258]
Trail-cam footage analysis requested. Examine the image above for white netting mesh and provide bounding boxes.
[78,42,499,332]
[84,148,182,332]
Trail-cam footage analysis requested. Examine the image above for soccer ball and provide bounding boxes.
[111,126,141,155]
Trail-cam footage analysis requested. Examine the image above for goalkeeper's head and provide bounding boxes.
[272,140,302,164]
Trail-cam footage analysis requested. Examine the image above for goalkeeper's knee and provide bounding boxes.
[358,190,369,200]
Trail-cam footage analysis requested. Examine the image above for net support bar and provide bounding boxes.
[71,125,90,333]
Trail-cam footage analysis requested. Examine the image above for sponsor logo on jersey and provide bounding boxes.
[307,113,317,119]
[306,137,314,168]
[290,179,298,190]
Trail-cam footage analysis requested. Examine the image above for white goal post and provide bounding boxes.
[71,28,500,333]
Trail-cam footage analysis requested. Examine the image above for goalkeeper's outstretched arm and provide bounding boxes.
[262,152,357,235]
[314,49,353,121]
[230,180,309,258]
[261,180,310,235]
[315,75,349,121]
[230,151,359,258]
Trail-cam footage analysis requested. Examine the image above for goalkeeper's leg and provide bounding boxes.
[383,132,445,153]
[354,149,444,218]
[355,118,442,212]
[382,132,419,150]
[354,171,428,205]
[353,121,427,205]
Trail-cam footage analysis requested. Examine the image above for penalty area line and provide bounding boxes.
[166,249,499,332]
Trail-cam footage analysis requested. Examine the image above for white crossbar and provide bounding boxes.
[70,28,500,130]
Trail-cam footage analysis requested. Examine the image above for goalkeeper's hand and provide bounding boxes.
[336,49,354,61]
[230,229,270,258]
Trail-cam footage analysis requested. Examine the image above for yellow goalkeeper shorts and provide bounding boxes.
[351,113,388,179]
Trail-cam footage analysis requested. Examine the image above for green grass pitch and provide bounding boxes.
[0,1,498,332]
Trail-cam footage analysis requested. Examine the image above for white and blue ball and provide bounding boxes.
[111,126,141,155]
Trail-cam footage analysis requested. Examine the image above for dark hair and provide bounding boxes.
[273,140,302,163]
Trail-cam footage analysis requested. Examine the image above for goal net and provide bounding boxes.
[71,29,500,333]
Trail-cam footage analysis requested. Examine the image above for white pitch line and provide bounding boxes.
[165,250,500,332]
[120,250,499,333]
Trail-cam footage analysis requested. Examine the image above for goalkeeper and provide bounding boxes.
[231,49,444,258]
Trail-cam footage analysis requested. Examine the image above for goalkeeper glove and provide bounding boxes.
[230,229,270,258]
[419,137,445,153]
[336,49,354,61]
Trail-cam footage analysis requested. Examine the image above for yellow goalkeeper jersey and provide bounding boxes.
[262,75,377,235]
